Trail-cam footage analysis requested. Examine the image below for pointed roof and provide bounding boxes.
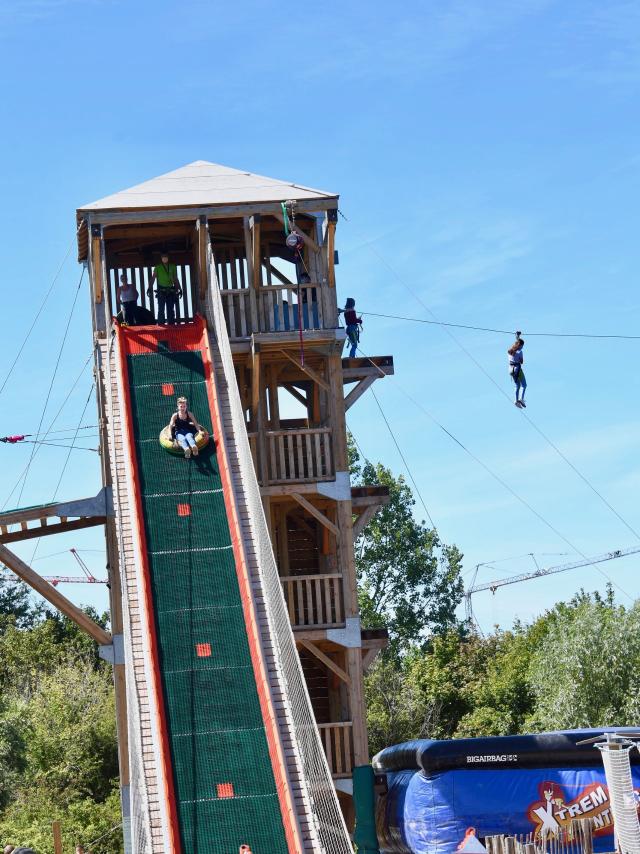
[78,160,338,213]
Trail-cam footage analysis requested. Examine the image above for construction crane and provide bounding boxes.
[42,548,107,586]
[464,545,640,624]
[1,548,108,587]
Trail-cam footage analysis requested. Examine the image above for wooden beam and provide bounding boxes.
[326,217,336,288]
[299,639,351,685]
[85,198,339,226]
[197,215,209,299]
[352,504,379,540]
[279,350,330,392]
[91,226,104,303]
[344,375,376,411]
[0,544,111,646]
[0,516,106,544]
[52,821,63,854]
[251,347,261,421]
[263,262,293,286]
[243,217,259,332]
[0,489,111,527]
[283,382,308,407]
[290,493,339,538]
[250,214,261,289]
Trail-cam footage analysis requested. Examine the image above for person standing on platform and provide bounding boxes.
[148,253,182,325]
[118,273,139,325]
[339,297,362,358]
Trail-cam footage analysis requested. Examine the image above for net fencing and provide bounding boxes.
[205,254,353,854]
[596,742,640,854]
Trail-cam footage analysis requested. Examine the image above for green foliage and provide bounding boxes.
[527,590,640,730]
[0,576,40,630]
[366,584,640,758]
[0,786,123,854]
[349,437,464,653]
[0,610,120,853]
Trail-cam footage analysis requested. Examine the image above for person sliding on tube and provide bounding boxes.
[339,298,362,359]
[508,333,527,408]
[169,396,204,458]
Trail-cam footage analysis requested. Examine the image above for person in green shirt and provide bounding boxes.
[147,253,182,325]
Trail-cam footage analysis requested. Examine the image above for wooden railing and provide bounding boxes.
[218,283,325,340]
[219,288,251,338]
[318,723,354,778]
[282,573,344,629]
[266,428,333,484]
[260,284,324,333]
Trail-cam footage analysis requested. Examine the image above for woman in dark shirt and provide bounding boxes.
[169,396,204,458]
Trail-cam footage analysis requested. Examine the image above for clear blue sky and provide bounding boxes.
[1,0,638,630]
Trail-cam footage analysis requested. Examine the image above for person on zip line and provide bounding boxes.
[147,253,182,325]
[508,332,527,408]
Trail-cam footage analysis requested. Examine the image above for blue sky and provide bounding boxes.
[0,0,638,630]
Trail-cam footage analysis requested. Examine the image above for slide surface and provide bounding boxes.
[119,319,291,853]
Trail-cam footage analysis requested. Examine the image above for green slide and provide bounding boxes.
[124,327,290,853]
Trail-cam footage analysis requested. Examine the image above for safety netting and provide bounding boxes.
[124,328,290,853]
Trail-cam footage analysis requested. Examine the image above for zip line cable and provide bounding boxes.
[369,386,438,530]
[355,347,634,602]
[20,440,98,452]
[30,382,96,564]
[0,225,83,399]
[2,353,93,511]
[359,310,640,340]
[345,222,640,544]
[346,422,373,467]
[15,267,86,509]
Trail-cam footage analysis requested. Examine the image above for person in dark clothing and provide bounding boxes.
[118,273,139,325]
[169,396,205,459]
[508,334,527,408]
[338,297,362,358]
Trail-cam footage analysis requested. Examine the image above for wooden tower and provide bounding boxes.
[76,160,393,826]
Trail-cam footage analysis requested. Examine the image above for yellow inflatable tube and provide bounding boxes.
[159,425,210,456]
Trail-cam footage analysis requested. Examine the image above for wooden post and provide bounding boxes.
[90,223,107,335]
[197,215,209,302]
[326,209,337,289]
[250,214,263,331]
[244,216,259,334]
[0,544,111,645]
[52,820,63,854]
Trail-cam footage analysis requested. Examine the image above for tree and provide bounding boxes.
[350,440,463,653]
[527,589,640,730]
[0,574,39,631]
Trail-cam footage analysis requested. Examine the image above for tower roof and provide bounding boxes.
[78,160,338,213]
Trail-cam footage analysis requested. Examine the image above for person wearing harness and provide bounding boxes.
[147,253,182,325]
[508,333,527,408]
[169,396,204,459]
[338,297,362,358]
